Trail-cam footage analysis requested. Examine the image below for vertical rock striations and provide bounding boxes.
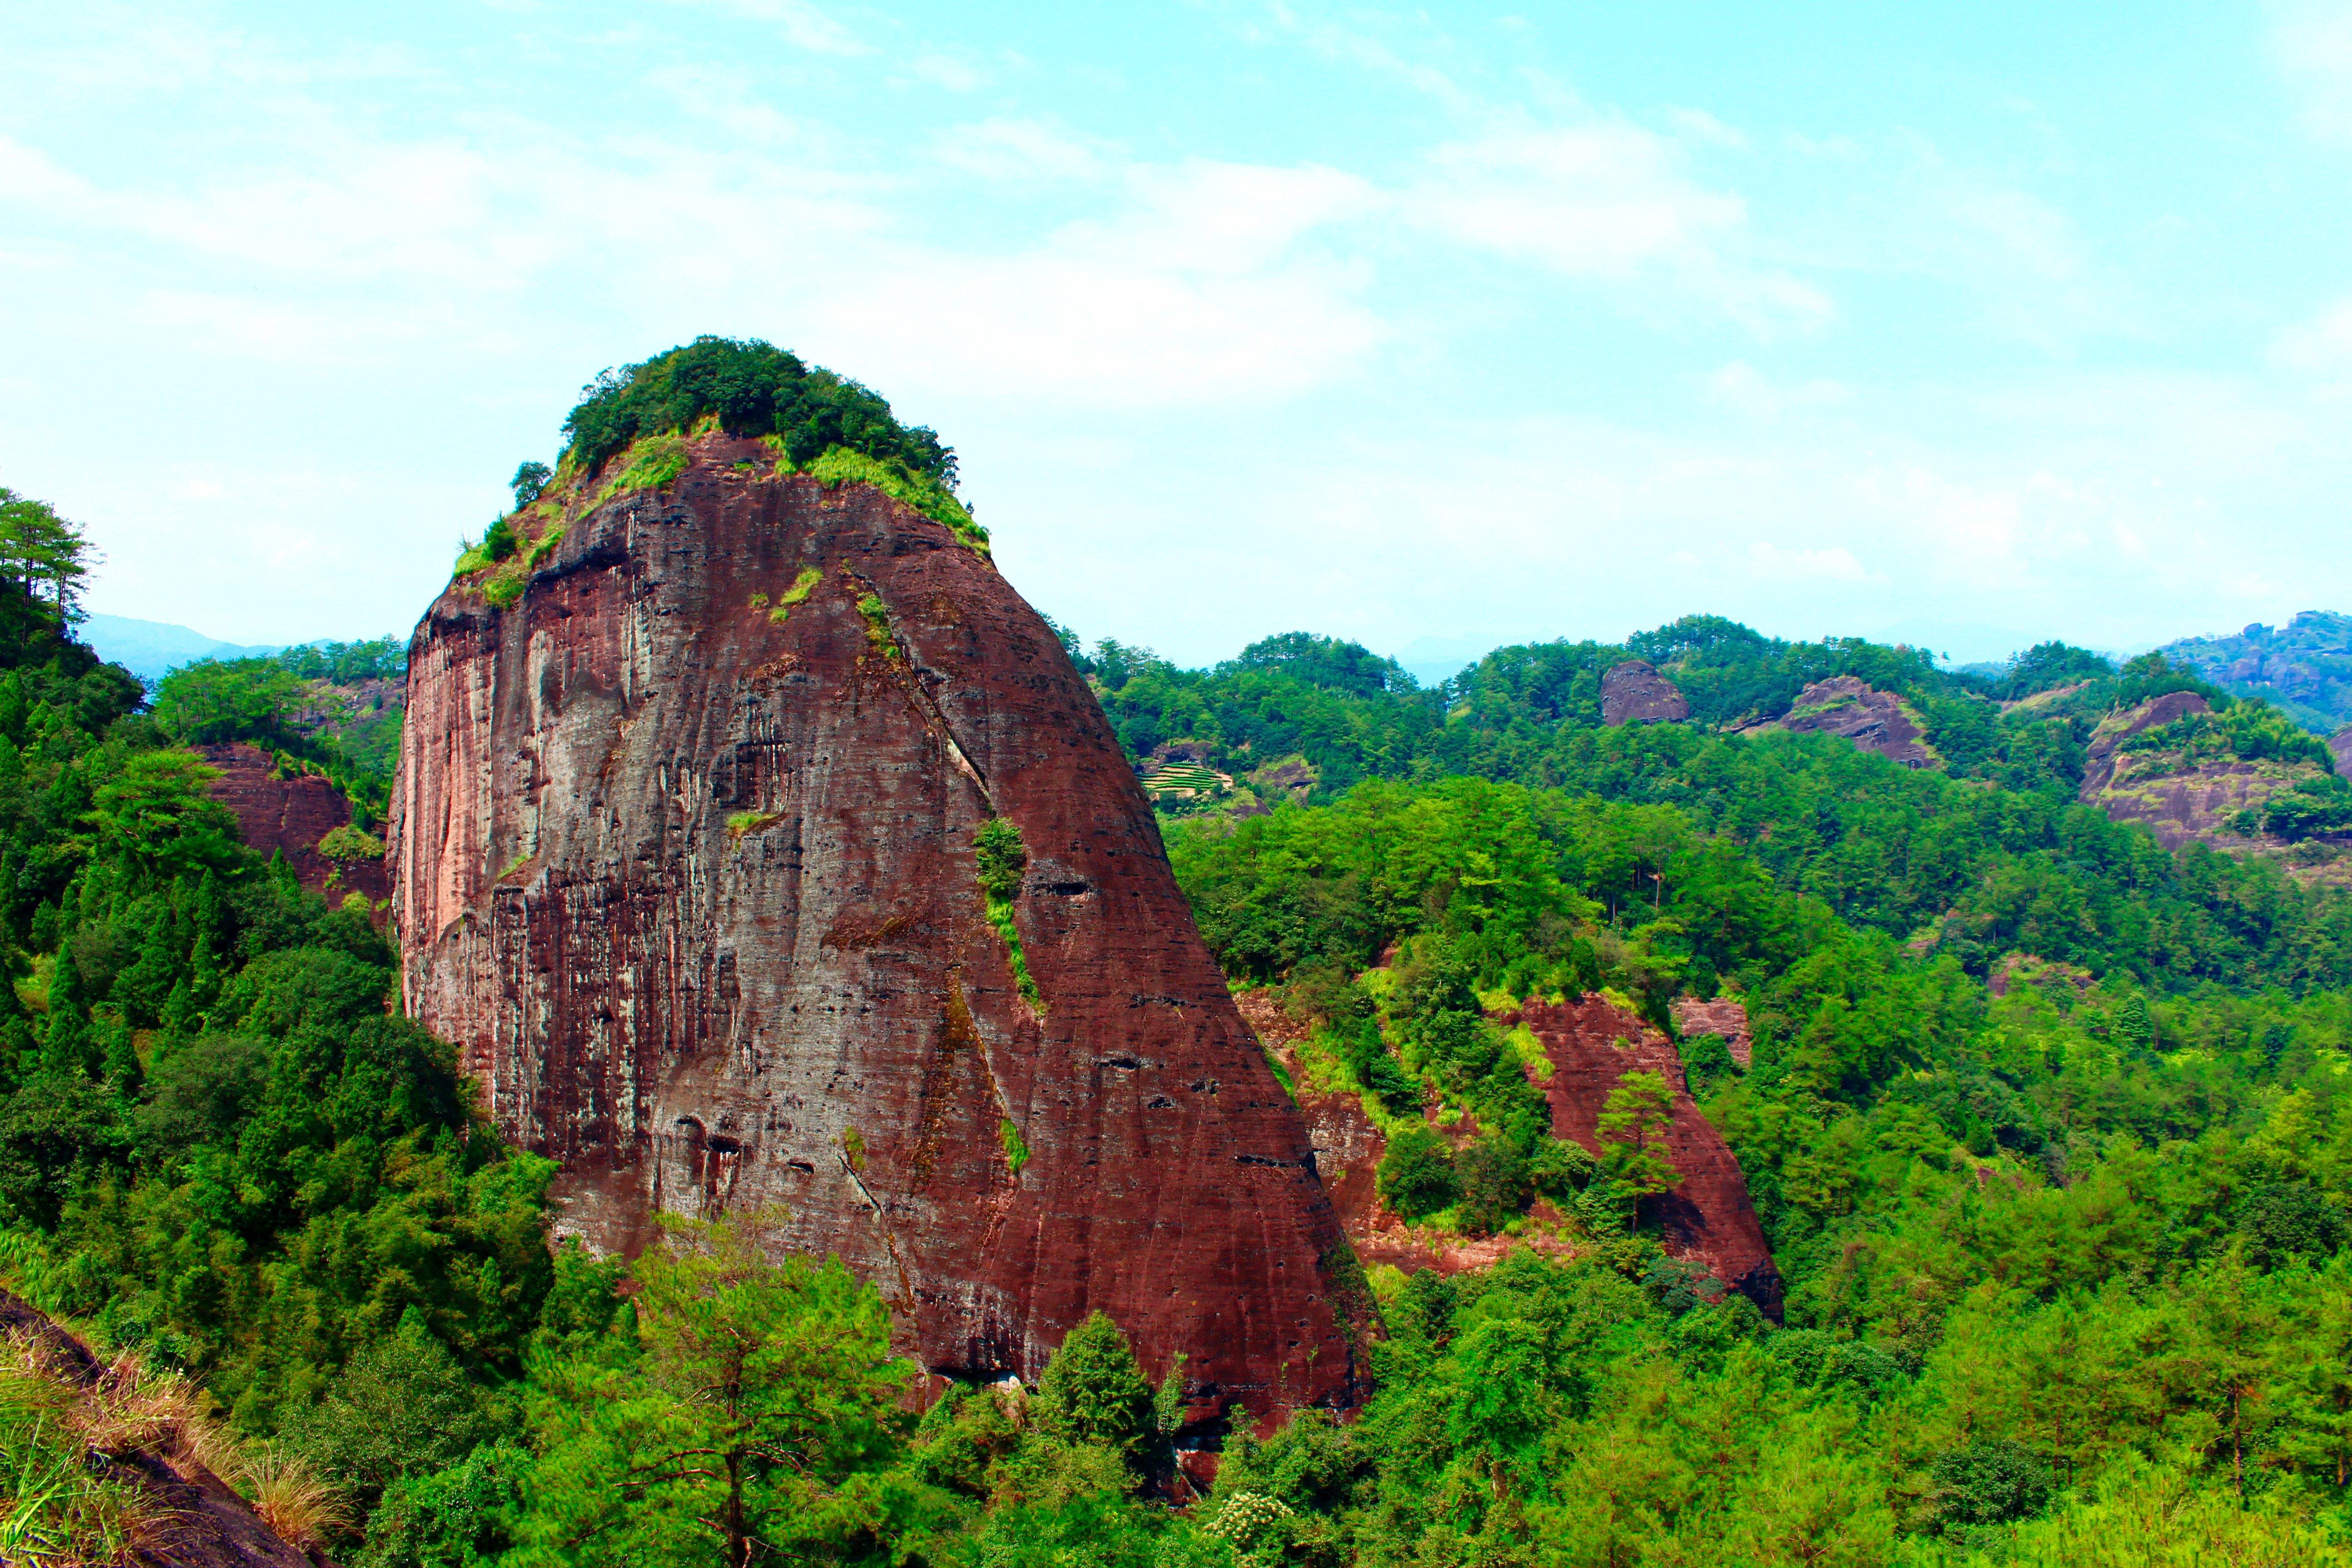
[201,742,389,906]
[390,435,1361,1421]
[1510,995,1782,1315]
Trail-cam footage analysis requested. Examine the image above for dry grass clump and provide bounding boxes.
[0,1331,350,1564]
[241,1446,350,1551]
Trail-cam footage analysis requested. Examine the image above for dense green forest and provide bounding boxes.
[5,461,2350,1565]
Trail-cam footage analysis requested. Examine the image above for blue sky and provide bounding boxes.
[5,2,2352,671]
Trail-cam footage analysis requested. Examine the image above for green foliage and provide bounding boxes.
[768,565,823,623]
[1376,1125,1459,1220]
[1596,1068,1680,1207]
[2116,696,2331,769]
[2165,609,2352,735]
[509,462,552,509]
[1989,640,2117,701]
[0,486,96,641]
[317,823,386,863]
[855,589,898,657]
[509,1212,905,1568]
[973,816,1044,1014]
[558,337,957,492]
[1000,1117,1030,1177]
[1036,1311,1155,1456]
[808,445,985,549]
[149,653,403,827]
[975,818,1028,903]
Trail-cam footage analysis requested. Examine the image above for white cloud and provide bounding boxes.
[2271,0,2352,141]
[932,118,1108,182]
[2274,295,2352,375]
[908,54,987,92]
[669,0,871,56]
[1706,360,1849,419]
[1747,542,1877,583]
[1402,124,1834,332]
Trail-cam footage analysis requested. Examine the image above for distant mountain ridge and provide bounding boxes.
[2161,611,2352,736]
[79,613,280,683]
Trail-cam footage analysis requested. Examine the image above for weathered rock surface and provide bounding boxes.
[390,435,1361,1421]
[1671,995,1751,1069]
[1509,995,1782,1314]
[1601,659,1690,726]
[1743,676,1935,769]
[0,1288,317,1568]
[2078,693,2296,852]
[201,743,388,906]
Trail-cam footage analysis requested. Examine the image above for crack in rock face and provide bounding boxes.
[388,434,1363,1421]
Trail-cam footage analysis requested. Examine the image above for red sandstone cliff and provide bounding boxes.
[201,743,389,907]
[1512,995,1782,1313]
[389,435,1361,1421]
[1671,994,1751,1069]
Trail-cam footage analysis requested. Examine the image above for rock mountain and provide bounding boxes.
[389,435,1362,1425]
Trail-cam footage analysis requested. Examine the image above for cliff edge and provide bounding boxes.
[389,433,1361,1423]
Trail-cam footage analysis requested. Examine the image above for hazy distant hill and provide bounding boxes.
[79,613,280,683]
[2161,611,2352,735]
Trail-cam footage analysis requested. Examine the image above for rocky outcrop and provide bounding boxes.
[390,435,1361,1423]
[1743,676,1935,768]
[1509,995,1782,1314]
[0,1289,317,1568]
[2164,610,2352,734]
[201,743,388,906]
[2078,694,2294,852]
[2332,726,2352,779]
[1671,995,1750,1069]
[1601,660,1690,726]
[1235,988,1779,1306]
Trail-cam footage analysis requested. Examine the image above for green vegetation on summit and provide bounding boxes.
[451,338,983,605]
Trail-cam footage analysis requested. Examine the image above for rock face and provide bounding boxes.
[2077,693,2303,852]
[201,743,389,906]
[1601,659,1690,726]
[1747,676,1935,768]
[1671,995,1751,1069]
[390,435,1361,1421]
[1235,989,1779,1307]
[1509,995,1782,1314]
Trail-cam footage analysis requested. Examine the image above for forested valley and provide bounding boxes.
[3,461,2350,1566]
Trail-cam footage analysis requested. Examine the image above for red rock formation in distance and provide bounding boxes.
[1601,659,1690,726]
[1512,995,1783,1314]
[201,742,388,907]
[1744,675,1935,769]
[1671,994,1751,1069]
[390,435,1362,1424]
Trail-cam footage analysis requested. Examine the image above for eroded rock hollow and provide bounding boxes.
[390,436,1362,1419]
